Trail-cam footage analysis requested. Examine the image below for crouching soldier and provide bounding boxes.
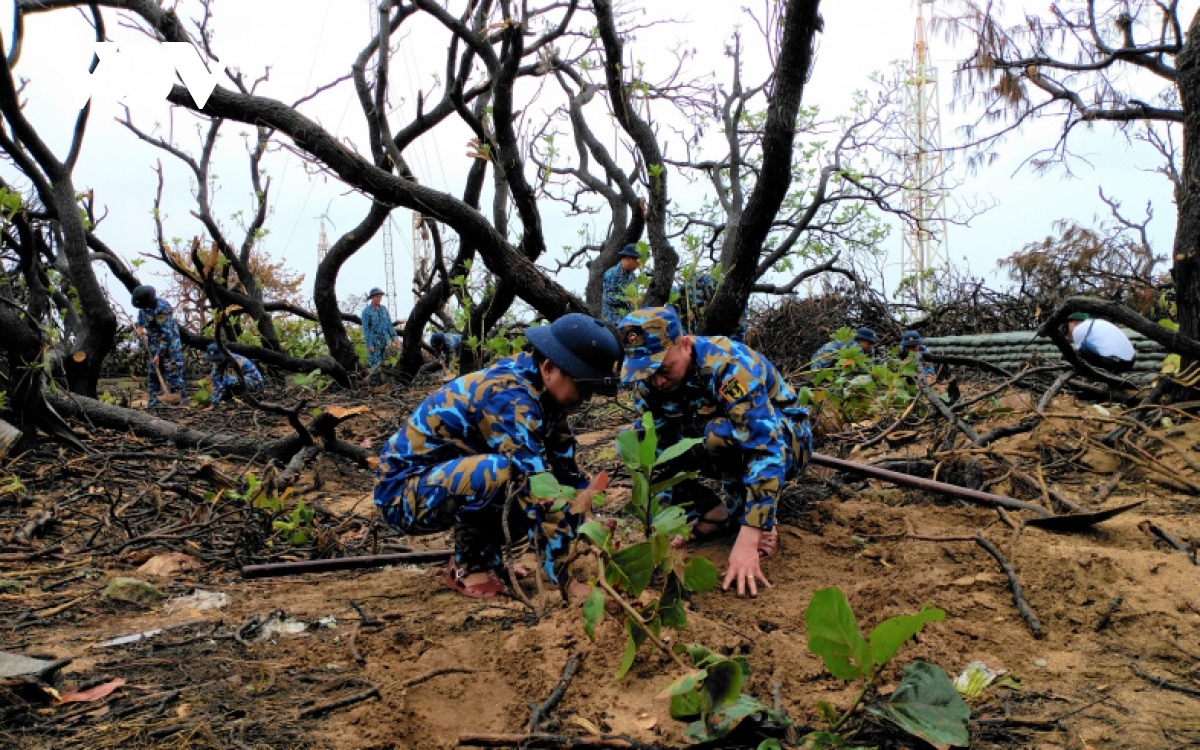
[204,343,265,409]
[617,307,812,599]
[374,313,621,598]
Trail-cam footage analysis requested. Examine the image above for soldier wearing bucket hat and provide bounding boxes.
[601,243,643,325]
[810,326,877,370]
[898,330,936,383]
[203,343,265,409]
[617,306,812,599]
[374,313,621,599]
[131,285,186,407]
[361,288,398,370]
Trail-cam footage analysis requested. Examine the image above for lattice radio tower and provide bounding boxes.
[900,0,950,304]
[412,214,432,307]
[316,220,329,262]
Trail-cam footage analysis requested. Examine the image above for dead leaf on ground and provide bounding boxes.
[137,552,200,578]
[326,405,370,419]
[54,678,125,705]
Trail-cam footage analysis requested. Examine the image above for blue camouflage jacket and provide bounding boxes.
[630,336,805,531]
[137,298,182,358]
[361,303,396,345]
[377,351,588,492]
[673,273,748,341]
[810,339,858,369]
[602,264,638,325]
[209,353,265,406]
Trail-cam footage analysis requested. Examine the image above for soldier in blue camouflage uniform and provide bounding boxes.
[374,313,621,598]
[898,330,936,382]
[673,270,748,343]
[361,288,397,370]
[132,285,186,407]
[204,343,266,408]
[430,331,462,368]
[810,327,877,370]
[618,306,812,597]
[601,243,642,325]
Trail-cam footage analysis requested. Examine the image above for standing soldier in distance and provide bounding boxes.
[602,243,642,325]
[131,285,186,407]
[361,287,398,371]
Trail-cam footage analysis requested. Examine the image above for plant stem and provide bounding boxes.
[832,673,873,732]
[596,557,689,672]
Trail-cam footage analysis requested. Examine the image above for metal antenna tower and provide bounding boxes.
[412,214,432,307]
[900,0,950,304]
[381,217,398,304]
[316,220,329,262]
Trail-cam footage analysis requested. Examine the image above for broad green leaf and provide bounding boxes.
[683,556,719,593]
[638,412,658,468]
[670,687,703,720]
[658,668,706,699]
[659,572,687,629]
[758,740,784,750]
[616,429,641,470]
[704,693,773,740]
[582,587,604,639]
[684,643,718,667]
[529,472,573,502]
[648,470,699,497]
[868,661,970,749]
[650,530,671,567]
[652,504,690,540]
[655,436,703,466]
[805,586,872,680]
[577,519,611,550]
[869,605,945,668]
[628,472,651,519]
[616,630,639,678]
[702,659,744,709]
[610,542,654,596]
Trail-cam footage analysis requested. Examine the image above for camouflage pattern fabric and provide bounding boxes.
[810,339,856,370]
[361,303,396,369]
[623,332,813,532]
[601,263,638,325]
[137,298,185,407]
[899,344,936,378]
[435,332,463,363]
[374,352,589,581]
[209,353,266,406]
[672,272,747,342]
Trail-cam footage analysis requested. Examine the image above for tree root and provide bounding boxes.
[529,653,583,732]
[974,533,1043,638]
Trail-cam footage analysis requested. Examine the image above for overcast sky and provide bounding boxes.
[1,0,1185,319]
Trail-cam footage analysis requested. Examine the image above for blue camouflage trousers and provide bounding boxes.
[146,349,186,407]
[655,415,813,523]
[376,454,577,582]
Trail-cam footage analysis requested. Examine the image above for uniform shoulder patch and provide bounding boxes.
[719,375,749,403]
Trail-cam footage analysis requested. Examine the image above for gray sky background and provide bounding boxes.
[1,0,1185,320]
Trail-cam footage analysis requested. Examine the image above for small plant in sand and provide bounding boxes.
[799,586,968,749]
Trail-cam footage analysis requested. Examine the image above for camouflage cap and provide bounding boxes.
[618,307,681,384]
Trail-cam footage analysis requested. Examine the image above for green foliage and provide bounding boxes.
[801,329,919,424]
[867,661,971,748]
[664,644,791,743]
[192,387,211,407]
[292,369,330,394]
[216,473,315,547]
[801,586,966,748]
[275,317,330,359]
[271,499,316,546]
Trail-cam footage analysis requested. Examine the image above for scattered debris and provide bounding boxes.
[166,589,229,613]
[54,677,126,705]
[136,552,201,578]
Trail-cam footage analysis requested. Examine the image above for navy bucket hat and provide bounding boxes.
[618,243,641,259]
[368,288,385,298]
[204,343,226,362]
[526,313,621,394]
[131,285,156,309]
[854,327,878,344]
[900,330,924,348]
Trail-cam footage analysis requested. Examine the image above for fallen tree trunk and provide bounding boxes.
[48,393,370,466]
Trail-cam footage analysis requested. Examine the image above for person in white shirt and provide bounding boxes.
[1067,312,1136,374]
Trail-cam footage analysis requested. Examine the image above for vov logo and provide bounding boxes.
[54,42,239,112]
